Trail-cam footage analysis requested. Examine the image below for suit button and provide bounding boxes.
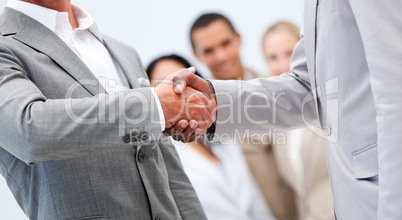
[132,132,140,142]
[123,134,130,143]
[140,131,149,141]
[138,150,146,162]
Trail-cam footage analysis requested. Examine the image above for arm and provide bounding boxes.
[348,0,402,218]
[0,43,160,164]
[172,30,317,141]
[0,44,211,165]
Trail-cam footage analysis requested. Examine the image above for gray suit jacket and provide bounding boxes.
[210,0,402,219]
[0,8,206,220]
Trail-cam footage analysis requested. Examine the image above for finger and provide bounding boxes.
[173,127,200,143]
[163,127,173,137]
[187,66,196,74]
[174,125,196,142]
[195,128,205,137]
[185,131,199,143]
[163,119,188,136]
[189,119,198,130]
[169,119,198,142]
[165,121,173,129]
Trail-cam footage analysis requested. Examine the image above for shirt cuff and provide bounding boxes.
[150,87,165,132]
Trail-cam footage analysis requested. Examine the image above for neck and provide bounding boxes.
[231,68,246,80]
[239,68,245,80]
[20,0,78,29]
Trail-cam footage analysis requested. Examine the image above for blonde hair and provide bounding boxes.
[262,21,300,46]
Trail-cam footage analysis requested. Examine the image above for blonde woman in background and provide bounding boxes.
[262,21,334,220]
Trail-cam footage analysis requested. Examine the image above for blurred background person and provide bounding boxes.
[262,21,300,76]
[190,13,297,220]
[262,21,334,220]
[147,54,203,86]
[190,13,257,80]
[147,54,275,220]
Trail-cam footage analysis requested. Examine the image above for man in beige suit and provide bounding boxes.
[189,13,297,220]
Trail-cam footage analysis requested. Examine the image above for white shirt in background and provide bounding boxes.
[175,139,275,220]
[286,128,305,180]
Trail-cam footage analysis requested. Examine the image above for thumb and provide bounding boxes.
[172,68,200,94]
[172,68,211,95]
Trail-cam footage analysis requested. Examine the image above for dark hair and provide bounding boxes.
[189,13,237,50]
[146,54,204,80]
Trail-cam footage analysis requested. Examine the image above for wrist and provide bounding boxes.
[206,80,217,125]
[207,80,217,107]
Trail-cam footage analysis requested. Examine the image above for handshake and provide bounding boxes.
[154,67,217,142]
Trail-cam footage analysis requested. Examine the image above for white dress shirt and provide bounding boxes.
[7,0,165,130]
[286,128,305,180]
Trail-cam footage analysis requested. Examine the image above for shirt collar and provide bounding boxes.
[71,4,103,41]
[6,0,103,41]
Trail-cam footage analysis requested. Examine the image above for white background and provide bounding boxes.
[0,0,301,218]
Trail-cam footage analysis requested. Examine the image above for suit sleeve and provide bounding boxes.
[0,43,163,165]
[209,28,318,141]
[348,0,402,218]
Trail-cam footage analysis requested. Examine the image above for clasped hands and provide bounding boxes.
[154,67,217,142]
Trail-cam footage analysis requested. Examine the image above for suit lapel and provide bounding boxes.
[1,8,105,96]
[303,0,322,119]
[102,37,141,89]
[304,0,319,92]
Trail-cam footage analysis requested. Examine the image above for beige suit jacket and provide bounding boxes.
[273,129,334,220]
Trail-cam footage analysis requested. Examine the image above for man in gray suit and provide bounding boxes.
[0,0,214,219]
[171,0,402,219]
